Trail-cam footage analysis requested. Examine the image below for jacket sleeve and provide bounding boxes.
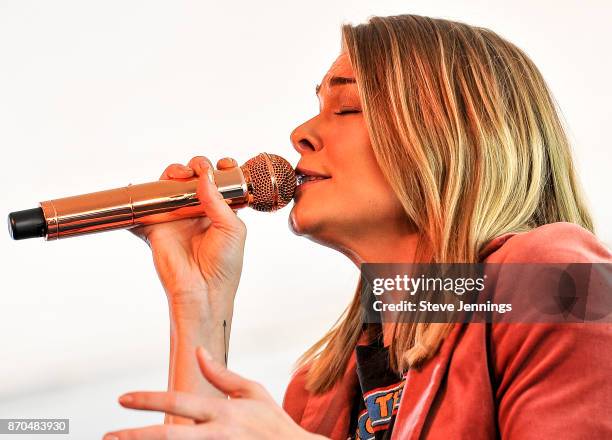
[492,322,612,439]
[490,222,612,439]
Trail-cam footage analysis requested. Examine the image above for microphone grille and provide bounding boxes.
[241,153,296,212]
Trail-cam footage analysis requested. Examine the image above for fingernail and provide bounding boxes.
[119,394,133,404]
[206,168,215,185]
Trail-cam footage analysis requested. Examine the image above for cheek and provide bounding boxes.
[339,144,408,224]
[290,166,404,234]
[289,117,406,234]
[288,182,406,242]
[346,177,405,222]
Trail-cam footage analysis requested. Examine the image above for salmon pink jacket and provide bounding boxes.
[282,222,612,439]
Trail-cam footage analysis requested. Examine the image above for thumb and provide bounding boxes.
[192,158,244,233]
[195,347,271,401]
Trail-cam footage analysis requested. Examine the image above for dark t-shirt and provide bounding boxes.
[347,336,405,440]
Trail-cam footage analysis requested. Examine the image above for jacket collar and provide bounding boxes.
[298,337,362,438]
[389,232,516,438]
[391,323,464,439]
[297,233,517,438]
[297,325,464,439]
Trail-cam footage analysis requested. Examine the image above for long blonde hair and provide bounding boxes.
[296,14,594,393]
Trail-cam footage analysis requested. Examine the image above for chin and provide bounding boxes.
[288,197,330,236]
[288,203,314,237]
[288,202,343,246]
[288,207,360,262]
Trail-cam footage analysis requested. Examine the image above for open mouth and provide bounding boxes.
[295,166,331,188]
[295,164,331,191]
[296,174,331,186]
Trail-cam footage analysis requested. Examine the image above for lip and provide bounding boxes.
[294,164,331,197]
[295,165,331,179]
[295,177,330,194]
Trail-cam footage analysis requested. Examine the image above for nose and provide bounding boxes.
[290,117,323,155]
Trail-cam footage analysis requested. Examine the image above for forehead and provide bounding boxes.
[322,52,354,82]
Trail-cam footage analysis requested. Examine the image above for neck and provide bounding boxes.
[336,229,422,267]
[332,228,426,348]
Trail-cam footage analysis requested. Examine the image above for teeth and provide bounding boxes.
[297,175,327,185]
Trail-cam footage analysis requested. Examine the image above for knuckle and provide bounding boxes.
[167,393,180,411]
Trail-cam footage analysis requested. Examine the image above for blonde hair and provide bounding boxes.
[296,14,594,393]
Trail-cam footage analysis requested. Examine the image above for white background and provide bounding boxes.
[0,0,610,438]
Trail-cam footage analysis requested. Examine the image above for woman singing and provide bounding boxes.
[103,14,612,440]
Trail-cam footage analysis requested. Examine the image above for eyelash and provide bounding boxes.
[334,108,362,115]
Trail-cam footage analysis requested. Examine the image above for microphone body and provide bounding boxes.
[8,153,296,241]
[41,167,244,240]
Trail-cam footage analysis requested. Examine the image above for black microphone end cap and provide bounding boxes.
[8,207,47,240]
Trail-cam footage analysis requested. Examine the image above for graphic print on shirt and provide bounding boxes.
[354,380,404,440]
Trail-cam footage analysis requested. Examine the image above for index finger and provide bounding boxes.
[118,391,225,422]
[187,156,215,177]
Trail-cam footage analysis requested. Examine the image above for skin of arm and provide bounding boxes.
[165,297,233,424]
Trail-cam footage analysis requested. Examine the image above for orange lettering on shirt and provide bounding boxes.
[375,393,394,418]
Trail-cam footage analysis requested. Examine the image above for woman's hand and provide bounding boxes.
[103,347,327,440]
[130,156,246,319]
[131,156,247,418]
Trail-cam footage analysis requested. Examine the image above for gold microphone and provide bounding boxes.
[8,153,296,241]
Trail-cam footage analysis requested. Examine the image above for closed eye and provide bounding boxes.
[334,108,362,115]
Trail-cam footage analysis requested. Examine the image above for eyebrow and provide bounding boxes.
[315,76,356,95]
